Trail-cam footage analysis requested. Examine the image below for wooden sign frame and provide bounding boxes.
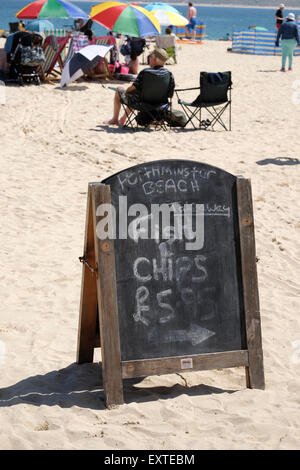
[77,179,264,408]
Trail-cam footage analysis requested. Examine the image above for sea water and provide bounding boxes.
[1,0,300,40]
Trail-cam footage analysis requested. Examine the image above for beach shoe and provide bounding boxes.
[288,67,292,71]
[280,67,286,72]
[200,119,211,129]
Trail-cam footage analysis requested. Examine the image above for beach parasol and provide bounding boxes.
[16,0,89,19]
[146,10,188,27]
[90,2,161,38]
[145,3,182,14]
[60,44,113,87]
[145,3,188,27]
[26,19,54,32]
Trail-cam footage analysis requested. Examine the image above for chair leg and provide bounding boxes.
[205,103,230,131]
[119,98,172,131]
[123,108,137,128]
[178,103,199,129]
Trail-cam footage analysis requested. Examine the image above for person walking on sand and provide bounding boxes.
[276,12,300,71]
[105,48,175,127]
[185,2,197,40]
[275,4,285,30]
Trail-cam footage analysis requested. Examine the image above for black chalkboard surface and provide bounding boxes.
[102,160,246,362]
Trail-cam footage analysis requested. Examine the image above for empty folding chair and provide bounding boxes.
[175,71,232,130]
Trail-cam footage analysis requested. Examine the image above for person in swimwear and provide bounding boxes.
[185,2,197,40]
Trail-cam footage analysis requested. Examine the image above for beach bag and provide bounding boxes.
[120,38,146,58]
[20,45,45,66]
[120,43,131,57]
[165,109,187,127]
[130,38,146,57]
[115,63,129,74]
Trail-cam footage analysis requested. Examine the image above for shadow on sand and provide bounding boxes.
[256,157,300,166]
[90,125,201,134]
[0,362,237,410]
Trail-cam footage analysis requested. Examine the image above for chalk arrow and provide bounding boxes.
[148,324,215,346]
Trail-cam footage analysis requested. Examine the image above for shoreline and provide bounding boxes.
[72,0,300,9]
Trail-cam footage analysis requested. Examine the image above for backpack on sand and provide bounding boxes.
[165,109,187,127]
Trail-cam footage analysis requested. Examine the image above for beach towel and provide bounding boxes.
[207,72,224,84]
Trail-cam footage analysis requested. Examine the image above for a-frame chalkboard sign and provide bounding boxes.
[77,160,264,408]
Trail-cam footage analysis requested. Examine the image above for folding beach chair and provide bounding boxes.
[155,35,177,64]
[39,34,70,84]
[62,36,75,66]
[111,68,173,130]
[175,71,232,130]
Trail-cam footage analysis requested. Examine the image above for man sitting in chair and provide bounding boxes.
[106,47,175,126]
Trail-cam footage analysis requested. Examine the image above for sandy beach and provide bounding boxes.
[0,37,300,450]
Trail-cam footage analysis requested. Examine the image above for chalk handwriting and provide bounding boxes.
[132,235,211,328]
[133,286,150,326]
[117,165,217,193]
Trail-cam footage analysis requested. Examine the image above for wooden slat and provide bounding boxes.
[92,183,124,407]
[43,45,56,72]
[76,186,98,364]
[236,178,265,390]
[122,350,249,379]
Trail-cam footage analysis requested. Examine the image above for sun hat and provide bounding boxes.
[279,3,285,8]
[287,12,295,20]
[151,47,169,62]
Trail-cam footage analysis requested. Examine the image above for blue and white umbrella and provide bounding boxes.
[26,19,54,32]
[145,3,188,26]
[60,44,113,87]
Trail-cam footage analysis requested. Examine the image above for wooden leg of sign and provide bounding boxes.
[77,186,99,364]
[91,183,124,408]
[237,178,265,390]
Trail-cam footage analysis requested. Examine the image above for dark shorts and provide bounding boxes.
[119,89,140,107]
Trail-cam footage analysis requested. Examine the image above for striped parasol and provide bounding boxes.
[145,3,188,27]
[90,2,161,38]
[16,0,89,19]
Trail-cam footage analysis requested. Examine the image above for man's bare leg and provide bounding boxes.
[106,88,123,125]
[184,26,191,38]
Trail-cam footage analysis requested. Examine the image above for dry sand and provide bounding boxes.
[0,39,299,450]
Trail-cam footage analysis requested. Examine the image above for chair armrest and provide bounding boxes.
[175,87,200,92]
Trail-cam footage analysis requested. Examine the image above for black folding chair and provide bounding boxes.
[112,69,173,130]
[175,71,232,130]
